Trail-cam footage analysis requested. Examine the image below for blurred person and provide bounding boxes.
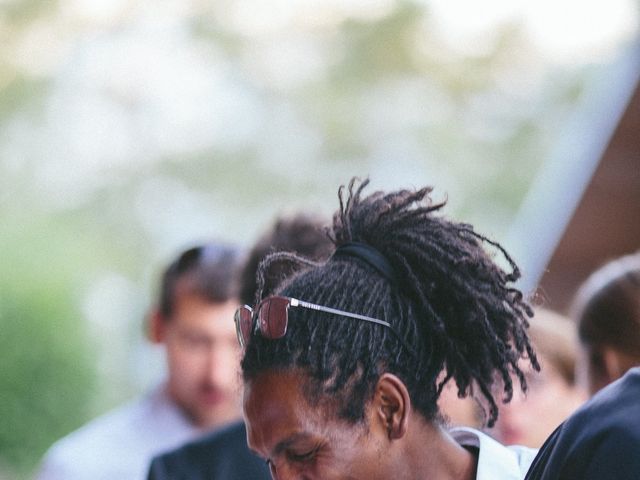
[491,309,585,448]
[525,366,640,479]
[238,211,335,307]
[148,211,333,480]
[37,243,244,480]
[524,253,640,479]
[235,179,540,480]
[571,252,640,395]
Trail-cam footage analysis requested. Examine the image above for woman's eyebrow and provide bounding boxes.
[272,432,315,457]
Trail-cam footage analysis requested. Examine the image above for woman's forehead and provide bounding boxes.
[244,370,309,420]
[243,370,329,453]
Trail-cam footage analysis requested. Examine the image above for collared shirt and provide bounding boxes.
[451,427,538,480]
[37,384,205,480]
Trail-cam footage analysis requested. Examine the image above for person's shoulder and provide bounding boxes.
[53,397,145,450]
[37,397,147,479]
[564,367,640,438]
[449,427,537,479]
[169,421,248,457]
[151,421,248,469]
[148,421,270,480]
[525,369,640,480]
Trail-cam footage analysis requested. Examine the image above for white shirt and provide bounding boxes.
[450,427,538,480]
[37,384,204,480]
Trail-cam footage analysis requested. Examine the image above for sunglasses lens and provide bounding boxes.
[234,306,253,348]
[257,296,290,339]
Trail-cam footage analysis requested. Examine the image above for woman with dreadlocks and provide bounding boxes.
[235,178,539,480]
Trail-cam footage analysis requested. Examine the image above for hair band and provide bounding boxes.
[331,242,396,283]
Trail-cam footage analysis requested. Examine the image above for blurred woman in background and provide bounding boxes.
[525,254,640,479]
[491,309,585,448]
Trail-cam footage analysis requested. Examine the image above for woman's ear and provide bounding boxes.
[372,373,411,440]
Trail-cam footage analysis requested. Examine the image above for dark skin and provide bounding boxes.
[243,369,478,480]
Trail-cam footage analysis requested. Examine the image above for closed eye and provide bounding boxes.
[286,447,318,463]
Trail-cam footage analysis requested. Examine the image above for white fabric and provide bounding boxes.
[37,384,204,480]
[450,427,538,480]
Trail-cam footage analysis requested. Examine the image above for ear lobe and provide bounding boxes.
[373,373,411,441]
[148,309,166,343]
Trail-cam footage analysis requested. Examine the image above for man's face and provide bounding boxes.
[160,292,241,429]
[244,369,390,480]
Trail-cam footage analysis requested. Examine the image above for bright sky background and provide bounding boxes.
[429,0,638,61]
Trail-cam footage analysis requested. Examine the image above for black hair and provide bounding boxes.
[159,243,242,318]
[241,178,538,427]
[572,252,640,357]
[239,212,334,306]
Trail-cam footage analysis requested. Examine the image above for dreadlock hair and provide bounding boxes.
[241,178,538,428]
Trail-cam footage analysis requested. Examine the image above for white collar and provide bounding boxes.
[449,427,537,480]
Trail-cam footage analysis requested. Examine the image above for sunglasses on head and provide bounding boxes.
[234,295,416,357]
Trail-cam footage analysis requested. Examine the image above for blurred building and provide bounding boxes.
[540,78,640,311]
[508,39,640,312]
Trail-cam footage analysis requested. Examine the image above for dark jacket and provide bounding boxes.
[525,367,640,480]
[147,421,270,480]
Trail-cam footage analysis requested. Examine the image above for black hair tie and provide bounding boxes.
[331,242,396,283]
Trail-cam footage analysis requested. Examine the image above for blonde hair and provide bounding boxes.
[529,308,579,385]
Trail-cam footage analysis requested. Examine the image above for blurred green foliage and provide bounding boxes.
[0,221,95,477]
